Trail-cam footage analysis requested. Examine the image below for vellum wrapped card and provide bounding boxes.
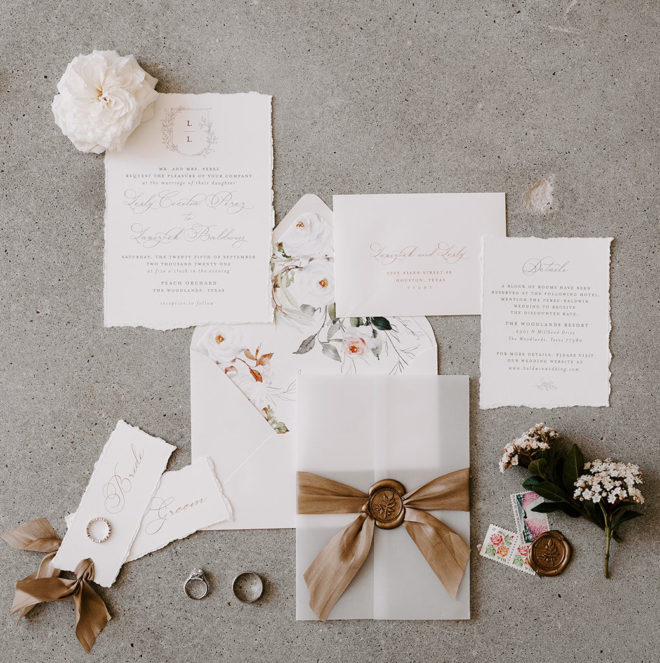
[296,375,470,620]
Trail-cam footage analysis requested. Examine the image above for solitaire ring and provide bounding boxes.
[86,517,111,543]
[184,569,210,600]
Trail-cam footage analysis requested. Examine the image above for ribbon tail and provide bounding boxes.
[303,513,375,621]
[12,551,61,619]
[1,518,61,553]
[10,576,75,619]
[404,509,470,600]
[73,581,111,654]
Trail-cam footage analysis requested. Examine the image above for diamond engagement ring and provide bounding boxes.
[184,569,210,599]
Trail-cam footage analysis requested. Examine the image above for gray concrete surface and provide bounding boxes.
[1,1,658,661]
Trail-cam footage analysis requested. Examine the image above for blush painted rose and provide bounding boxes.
[490,532,504,545]
[52,50,158,153]
[342,326,383,360]
[280,212,332,257]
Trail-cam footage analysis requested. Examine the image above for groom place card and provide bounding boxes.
[52,420,175,586]
[479,237,612,408]
[333,193,506,316]
[104,92,273,329]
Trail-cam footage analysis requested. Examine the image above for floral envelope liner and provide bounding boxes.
[193,195,436,433]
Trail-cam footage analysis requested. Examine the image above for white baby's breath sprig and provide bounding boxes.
[574,458,644,578]
[498,423,559,473]
[574,459,644,506]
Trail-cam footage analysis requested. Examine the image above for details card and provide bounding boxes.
[104,92,274,329]
[333,192,506,316]
[52,420,175,586]
[480,237,612,408]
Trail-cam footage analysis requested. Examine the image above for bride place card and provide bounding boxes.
[52,420,175,586]
[296,375,470,620]
[65,456,232,561]
[190,195,438,531]
[480,237,612,408]
[104,92,273,329]
[333,192,506,316]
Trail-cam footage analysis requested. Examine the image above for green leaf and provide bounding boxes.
[562,444,585,492]
[522,476,542,490]
[530,502,564,513]
[326,322,341,339]
[328,302,338,323]
[294,334,316,355]
[349,317,361,327]
[611,509,643,532]
[527,458,547,477]
[321,342,341,362]
[530,481,568,503]
[371,316,392,331]
[532,502,580,517]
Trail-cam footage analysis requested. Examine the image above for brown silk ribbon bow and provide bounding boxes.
[297,469,470,621]
[1,518,111,653]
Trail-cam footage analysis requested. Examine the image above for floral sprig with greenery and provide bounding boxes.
[499,424,644,577]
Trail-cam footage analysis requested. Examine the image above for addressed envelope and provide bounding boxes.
[191,195,438,529]
[333,192,506,316]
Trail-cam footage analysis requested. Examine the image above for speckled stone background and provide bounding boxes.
[1,2,658,662]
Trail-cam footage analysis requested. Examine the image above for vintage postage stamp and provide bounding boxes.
[510,491,550,543]
[480,524,536,576]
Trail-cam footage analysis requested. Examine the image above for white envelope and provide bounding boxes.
[191,195,438,529]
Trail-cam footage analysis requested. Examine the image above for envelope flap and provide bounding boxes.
[190,347,275,483]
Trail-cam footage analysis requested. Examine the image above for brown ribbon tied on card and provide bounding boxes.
[1,518,111,653]
[297,469,470,621]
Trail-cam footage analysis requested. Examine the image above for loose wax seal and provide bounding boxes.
[529,530,572,576]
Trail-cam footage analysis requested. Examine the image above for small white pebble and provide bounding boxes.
[523,174,555,213]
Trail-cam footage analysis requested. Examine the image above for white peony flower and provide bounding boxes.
[291,259,335,307]
[196,325,246,364]
[280,212,333,257]
[52,50,158,153]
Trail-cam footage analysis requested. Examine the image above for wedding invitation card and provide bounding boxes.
[52,421,175,586]
[296,375,470,620]
[333,192,506,316]
[104,92,273,329]
[480,237,612,408]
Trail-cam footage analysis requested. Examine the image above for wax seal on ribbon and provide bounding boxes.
[366,479,406,529]
[297,469,470,621]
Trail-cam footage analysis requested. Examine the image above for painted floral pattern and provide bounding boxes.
[195,203,434,434]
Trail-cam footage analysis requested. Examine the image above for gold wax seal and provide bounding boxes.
[529,530,572,576]
[367,479,406,529]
